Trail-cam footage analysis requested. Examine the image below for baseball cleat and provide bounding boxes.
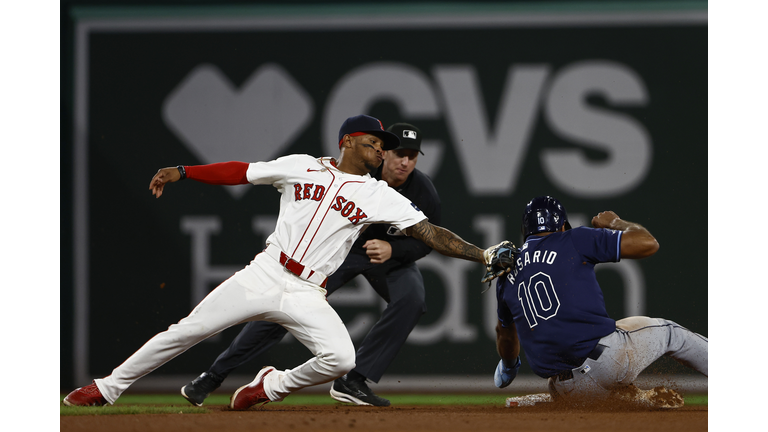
[229,366,275,410]
[330,374,391,407]
[181,371,224,407]
[63,381,108,407]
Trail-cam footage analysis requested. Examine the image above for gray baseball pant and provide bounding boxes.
[548,317,708,400]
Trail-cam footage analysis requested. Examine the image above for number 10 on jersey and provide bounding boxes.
[517,272,561,328]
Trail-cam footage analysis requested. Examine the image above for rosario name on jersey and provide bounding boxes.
[246,154,427,278]
[496,227,622,378]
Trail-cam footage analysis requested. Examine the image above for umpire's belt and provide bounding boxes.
[553,344,607,382]
[264,244,328,287]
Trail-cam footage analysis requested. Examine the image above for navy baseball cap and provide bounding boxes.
[386,123,424,155]
[338,115,400,151]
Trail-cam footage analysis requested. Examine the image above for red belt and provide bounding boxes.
[265,244,328,287]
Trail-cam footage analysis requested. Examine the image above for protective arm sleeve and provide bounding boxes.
[185,161,250,185]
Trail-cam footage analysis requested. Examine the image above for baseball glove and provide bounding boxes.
[481,240,517,285]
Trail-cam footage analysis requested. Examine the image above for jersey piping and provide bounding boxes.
[298,179,366,262]
[291,164,336,259]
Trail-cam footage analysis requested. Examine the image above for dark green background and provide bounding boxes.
[61,3,707,388]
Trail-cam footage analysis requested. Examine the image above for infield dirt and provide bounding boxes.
[60,403,707,432]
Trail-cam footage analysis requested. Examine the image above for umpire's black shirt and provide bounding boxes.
[351,165,441,271]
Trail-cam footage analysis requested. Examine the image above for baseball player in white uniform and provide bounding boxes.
[64,114,505,410]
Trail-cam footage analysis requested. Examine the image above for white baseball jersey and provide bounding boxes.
[246,154,427,277]
[87,153,427,406]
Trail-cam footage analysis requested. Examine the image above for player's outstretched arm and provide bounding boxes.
[495,320,520,360]
[494,320,521,388]
[591,211,659,259]
[149,162,251,198]
[149,167,182,198]
[407,220,484,263]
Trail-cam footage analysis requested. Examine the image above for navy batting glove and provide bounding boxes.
[494,356,521,388]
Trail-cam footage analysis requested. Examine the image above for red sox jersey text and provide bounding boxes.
[294,183,368,225]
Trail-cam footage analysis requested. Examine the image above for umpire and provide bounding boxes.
[181,123,440,407]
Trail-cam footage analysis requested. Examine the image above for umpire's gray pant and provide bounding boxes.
[547,317,708,400]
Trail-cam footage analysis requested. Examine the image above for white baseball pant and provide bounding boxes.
[94,253,356,404]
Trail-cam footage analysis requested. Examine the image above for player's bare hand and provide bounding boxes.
[149,167,181,198]
[363,239,392,264]
[592,211,620,229]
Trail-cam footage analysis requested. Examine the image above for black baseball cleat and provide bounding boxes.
[330,374,391,407]
[181,372,224,406]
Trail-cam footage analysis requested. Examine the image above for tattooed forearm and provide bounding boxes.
[409,220,484,263]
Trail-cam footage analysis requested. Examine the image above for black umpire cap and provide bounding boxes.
[386,123,424,155]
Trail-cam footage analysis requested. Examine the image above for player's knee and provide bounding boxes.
[330,356,356,377]
[318,346,356,376]
[337,344,357,373]
[336,356,356,376]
